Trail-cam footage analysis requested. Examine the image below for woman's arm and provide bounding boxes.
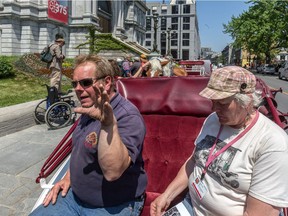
[150,156,195,216]
[244,195,281,216]
[133,61,151,77]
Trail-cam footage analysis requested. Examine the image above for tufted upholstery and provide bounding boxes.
[116,76,212,216]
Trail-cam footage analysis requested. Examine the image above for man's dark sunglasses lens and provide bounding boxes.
[72,78,94,88]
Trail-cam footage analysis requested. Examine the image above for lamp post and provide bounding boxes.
[166,27,172,57]
[151,13,159,53]
[162,27,175,57]
[178,1,183,60]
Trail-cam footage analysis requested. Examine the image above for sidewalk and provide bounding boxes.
[0,100,75,215]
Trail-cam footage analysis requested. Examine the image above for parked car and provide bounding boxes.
[256,64,264,73]
[278,61,288,80]
[262,64,276,74]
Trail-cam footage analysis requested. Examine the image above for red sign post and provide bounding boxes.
[48,0,68,24]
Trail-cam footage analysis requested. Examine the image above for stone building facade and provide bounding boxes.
[0,0,148,58]
[145,0,200,60]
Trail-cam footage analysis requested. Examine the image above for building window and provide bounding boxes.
[182,40,189,46]
[183,33,189,39]
[146,33,151,39]
[147,9,151,15]
[171,40,178,46]
[161,33,166,40]
[182,50,189,60]
[183,24,190,30]
[183,17,190,23]
[172,32,178,39]
[161,17,167,30]
[171,17,178,23]
[146,18,151,31]
[183,5,190,14]
[161,41,166,48]
[172,5,179,14]
[171,50,177,59]
[161,5,167,14]
[152,6,157,13]
[146,41,151,46]
[171,24,178,30]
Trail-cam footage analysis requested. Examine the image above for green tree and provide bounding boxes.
[223,0,288,64]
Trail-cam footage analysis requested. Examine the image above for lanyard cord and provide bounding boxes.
[201,111,259,180]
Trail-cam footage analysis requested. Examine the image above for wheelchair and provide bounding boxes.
[33,85,77,129]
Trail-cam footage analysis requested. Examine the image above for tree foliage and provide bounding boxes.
[223,0,288,63]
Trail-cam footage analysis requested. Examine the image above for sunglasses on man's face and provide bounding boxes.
[71,78,97,89]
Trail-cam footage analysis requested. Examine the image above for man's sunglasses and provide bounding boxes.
[71,78,97,89]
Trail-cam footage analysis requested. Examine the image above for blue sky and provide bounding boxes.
[197,0,251,52]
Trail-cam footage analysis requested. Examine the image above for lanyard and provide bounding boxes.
[201,111,259,180]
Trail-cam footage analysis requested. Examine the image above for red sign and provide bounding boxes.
[48,0,68,24]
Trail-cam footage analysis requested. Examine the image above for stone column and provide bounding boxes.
[114,1,125,39]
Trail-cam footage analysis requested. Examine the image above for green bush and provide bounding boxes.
[0,56,15,78]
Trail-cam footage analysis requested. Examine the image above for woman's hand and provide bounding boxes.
[150,194,171,216]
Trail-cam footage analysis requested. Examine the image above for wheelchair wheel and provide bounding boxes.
[44,101,72,129]
[34,99,47,124]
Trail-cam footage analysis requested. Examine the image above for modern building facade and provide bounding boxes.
[0,0,148,58]
[145,0,200,60]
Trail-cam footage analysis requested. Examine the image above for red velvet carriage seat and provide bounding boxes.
[116,76,212,216]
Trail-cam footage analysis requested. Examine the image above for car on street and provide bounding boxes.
[256,64,264,73]
[261,64,276,75]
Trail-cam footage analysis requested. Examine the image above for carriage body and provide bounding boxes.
[33,76,288,215]
[179,60,212,76]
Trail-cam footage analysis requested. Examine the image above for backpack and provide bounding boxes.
[40,44,54,63]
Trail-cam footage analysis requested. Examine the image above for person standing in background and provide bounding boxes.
[140,54,149,77]
[121,56,131,77]
[130,57,141,76]
[49,38,65,94]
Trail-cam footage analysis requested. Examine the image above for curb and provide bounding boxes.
[0,99,42,122]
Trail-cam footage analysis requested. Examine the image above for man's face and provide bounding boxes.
[73,62,99,108]
[211,96,247,128]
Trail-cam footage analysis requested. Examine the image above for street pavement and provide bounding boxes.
[0,99,76,215]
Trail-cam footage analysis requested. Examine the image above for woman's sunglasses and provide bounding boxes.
[71,78,96,89]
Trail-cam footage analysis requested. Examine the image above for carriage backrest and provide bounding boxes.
[116,76,212,116]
